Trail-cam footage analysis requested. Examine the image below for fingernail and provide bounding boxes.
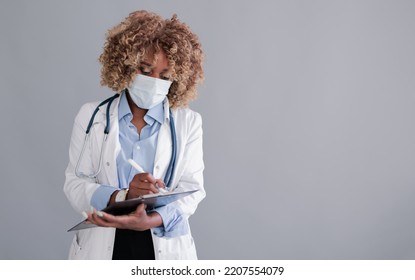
[90,206,95,213]
[82,211,88,219]
[97,211,104,217]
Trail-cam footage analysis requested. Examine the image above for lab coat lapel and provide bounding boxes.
[154,101,173,180]
[94,95,121,186]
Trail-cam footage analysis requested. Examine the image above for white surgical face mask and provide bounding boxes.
[127,74,172,109]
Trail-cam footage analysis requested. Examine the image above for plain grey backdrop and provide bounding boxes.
[1,0,414,259]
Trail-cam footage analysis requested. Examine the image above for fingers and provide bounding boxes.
[86,207,120,228]
[129,173,165,198]
[83,205,149,231]
[135,172,157,184]
[155,179,165,189]
[134,203,146,213]
[129,182,158,197]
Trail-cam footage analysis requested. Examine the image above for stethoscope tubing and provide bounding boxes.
[75,92,177,188]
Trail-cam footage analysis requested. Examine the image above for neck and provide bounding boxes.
[126,91,148,119]
[125,91,148,134]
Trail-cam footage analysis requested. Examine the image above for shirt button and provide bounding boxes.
[155,165,160,170]
[136,145,141,150]
[107,246,112,251]
[106,162,110,166]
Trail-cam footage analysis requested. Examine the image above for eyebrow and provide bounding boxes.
[140,61,170,72]
[140,61,153,67]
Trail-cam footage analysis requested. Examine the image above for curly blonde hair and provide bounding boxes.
[99,10,204,108]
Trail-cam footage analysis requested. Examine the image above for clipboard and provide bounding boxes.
[67,189,198,232]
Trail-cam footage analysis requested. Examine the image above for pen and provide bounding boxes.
[127,159,167,193]
[127,158,145,173]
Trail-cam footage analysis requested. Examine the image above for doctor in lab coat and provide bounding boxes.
[63,10,206,260]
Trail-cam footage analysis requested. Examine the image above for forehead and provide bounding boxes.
[141,49,168,66]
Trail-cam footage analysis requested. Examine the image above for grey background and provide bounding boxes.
[1,0,414,259]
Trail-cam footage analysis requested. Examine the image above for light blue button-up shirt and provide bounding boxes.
[91,93,187,237]
[116,92,163,188]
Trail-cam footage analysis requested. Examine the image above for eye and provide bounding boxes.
[140,67,151,75]
[160,72,172,81]
[160,75,171,81]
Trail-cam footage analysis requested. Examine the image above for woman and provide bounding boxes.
[64,10,205,260]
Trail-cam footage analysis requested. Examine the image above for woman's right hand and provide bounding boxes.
[127,173,165,199]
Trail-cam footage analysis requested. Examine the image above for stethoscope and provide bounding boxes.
[75,91,177,188]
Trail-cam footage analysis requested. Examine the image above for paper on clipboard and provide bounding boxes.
[67,189,198,232]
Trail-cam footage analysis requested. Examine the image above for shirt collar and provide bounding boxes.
[118,92,165,125]
[146,100,164,125]
[118,92,131,121]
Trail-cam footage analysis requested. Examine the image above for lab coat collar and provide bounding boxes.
[118,91,165,125]
[97,91,170,124]
[146,101,164,125]
[117,92,131,121]
[162,97,171,123]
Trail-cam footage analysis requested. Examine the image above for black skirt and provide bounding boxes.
[112,228,155,260]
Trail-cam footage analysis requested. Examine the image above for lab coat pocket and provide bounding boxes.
[155,234,197,260]
[69,232,83,259]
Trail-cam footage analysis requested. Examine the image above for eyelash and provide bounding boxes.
[140,68,151,75]
[140,68,171,80]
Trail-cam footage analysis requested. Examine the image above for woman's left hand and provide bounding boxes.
[85,204,162,231]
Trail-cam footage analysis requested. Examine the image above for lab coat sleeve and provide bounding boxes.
[91,184,118,211]
[174,111,206,216]
[151,205,188,237]
[153,110,206,237]
[153,110,205,238]
[63,103,103,214]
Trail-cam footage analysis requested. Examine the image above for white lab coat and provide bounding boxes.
[63,94,205,259]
